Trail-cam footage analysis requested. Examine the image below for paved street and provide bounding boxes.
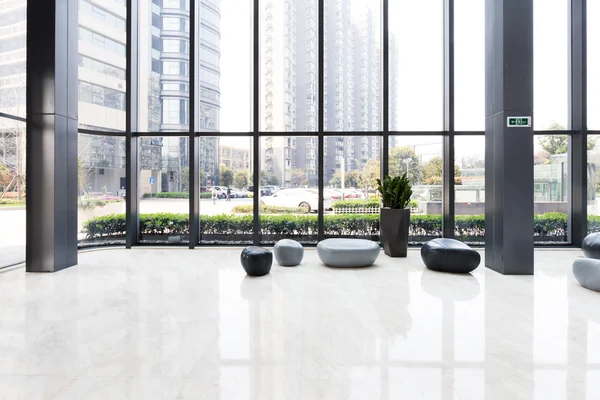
[139,197,253,215]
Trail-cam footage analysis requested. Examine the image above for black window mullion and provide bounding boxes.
[252,0,261,245]
[443,0,455,239]
[318,0,325,241]
[189,0,199,248]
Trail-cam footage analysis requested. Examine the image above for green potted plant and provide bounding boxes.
[376,173,413,257]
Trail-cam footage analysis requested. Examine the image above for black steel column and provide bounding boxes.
[189,0,199,248]
[318,0,325,241]
[569,0,588,247]
[381,0,389,180]
[443,0,455,239]
[26,0,78,272]
[252,0,261,245]
[126,0,140,248]
[485,0,534,274]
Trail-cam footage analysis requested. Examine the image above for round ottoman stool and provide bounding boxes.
[274,239,304,266]
[583,232,600,259]
[241,246,272,277]
[317,238,380,267]
[421,238,480,273]
[573,258,600,292]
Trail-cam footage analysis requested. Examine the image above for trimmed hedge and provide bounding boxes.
[332,199,418,209]
[0,199,26,205]
[82,212,590,242]
[82,213,380,239]
[143,192,212,199]
[590,215,600,232]
[78,197,124,210]
[232,205,307,214]
[332,199,379,209]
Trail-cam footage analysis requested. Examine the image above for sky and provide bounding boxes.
[216,0,575,162]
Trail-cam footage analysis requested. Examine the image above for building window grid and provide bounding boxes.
[59,0,584,248]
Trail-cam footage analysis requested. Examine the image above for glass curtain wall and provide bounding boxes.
[71,0,589,248]
[0,0,27,267]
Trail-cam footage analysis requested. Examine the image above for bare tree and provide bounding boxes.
[0,86,26,200]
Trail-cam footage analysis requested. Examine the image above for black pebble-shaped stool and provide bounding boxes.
[583,232,600,259]
[241,246,273,276]
[421,238,481,273]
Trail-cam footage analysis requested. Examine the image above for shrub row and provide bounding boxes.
[231,205,306,214]
[331,199,419,209]
[142,192,212,199]
[78,198,125,210]
[82,212,590,240]
[332,199,379,209]
[0,198,26,205]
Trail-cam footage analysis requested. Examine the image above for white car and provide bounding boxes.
[341,188,365,200]
[261,188,332,212]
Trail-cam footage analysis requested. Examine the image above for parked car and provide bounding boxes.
[263,185,280,195]
[200,186,210,193]
[248,186,272,196]
[341,188,364,199]
[324,189,342,201]
[230,188,245,198]
[261,188,332,213]
[209,186,228,199]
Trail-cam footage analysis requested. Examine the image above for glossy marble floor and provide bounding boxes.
[0,248,598,399]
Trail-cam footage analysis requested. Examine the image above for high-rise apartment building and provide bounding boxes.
[0,0,221,196]
[220,144,250,173]
[139,0,221,194]
[261,0,397,187]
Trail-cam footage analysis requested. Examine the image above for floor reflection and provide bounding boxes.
[0,249,599,399]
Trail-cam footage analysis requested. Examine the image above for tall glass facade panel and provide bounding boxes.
[390,0,444,131]
[533,0,568,130]
[13,0,600,251]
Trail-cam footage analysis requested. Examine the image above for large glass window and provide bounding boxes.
[138,0,190,132]
[325,1,381,132]
[77,134,126,247]
[454,0,484,131]
[588,0,600,129]
[0,117,25,267]
[210,0,251,132]
[455,136,485,244]
[79,0,126,132]
[534,135,569,243]
[201,136,253,244]
[390,135,444,243]
[26,0,597,251]
[324,136,380,241]
[139,136,190,244]
[260,136,318,244]
[390,0,444,131]
[586,136,600,233]
[260,0,318,132]
[533,0,568,130]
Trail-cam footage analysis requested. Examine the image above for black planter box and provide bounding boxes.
[380,208,410,257]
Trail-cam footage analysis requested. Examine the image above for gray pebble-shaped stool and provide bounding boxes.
[573,258,600,292]
[241,246,272,277]
[583,232,600,259]
[317,238,380,267]
[274,239,304,266]
[421,238,481,273]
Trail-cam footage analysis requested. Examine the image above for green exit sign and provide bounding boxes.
[507,116,531,127]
